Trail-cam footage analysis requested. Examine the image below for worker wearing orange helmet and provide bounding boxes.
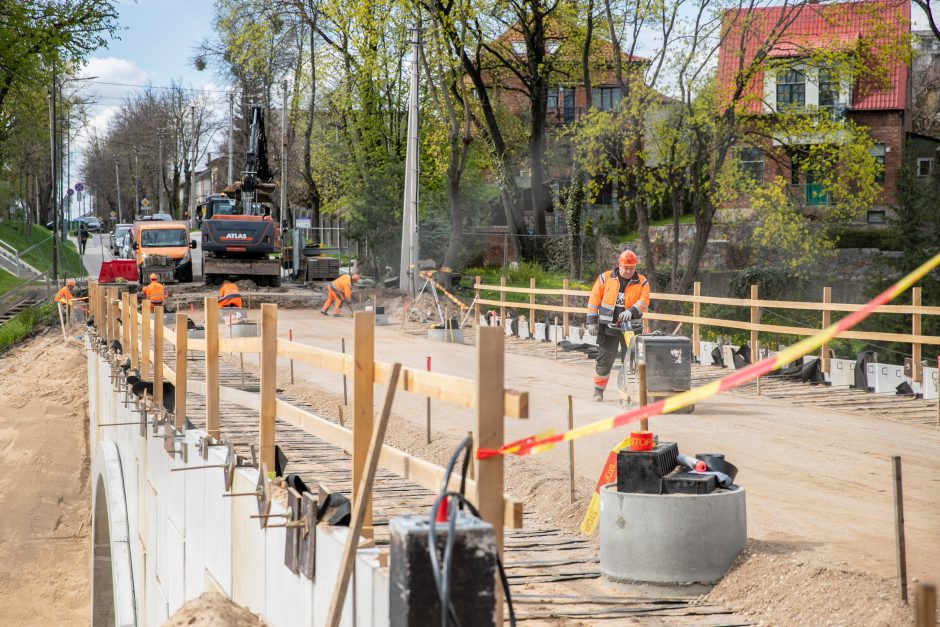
[321,273,359,317]
[218,279,243,308]
[54,279,76,305]
[141,273,165,306]
[586,249,650,402]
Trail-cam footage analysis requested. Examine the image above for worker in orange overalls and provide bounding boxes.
[141,273,165,306]
[218,279,243,308]
[321,273,360,317]
[586,250,651,402]
[54,279,76,305]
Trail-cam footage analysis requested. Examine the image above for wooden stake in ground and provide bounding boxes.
[56,303,67,342]
[638,363,648,431]
[893,455,908,603]
[260,304,278,471]
[205,297,220,439]
[567,395,576,504]
[426,355,432,444]
[341,338,348,405]
[289,329,295,385]
[325,362,402,627]
[352,312,375,537]
[175,312,188,431]
[915,582,936,627]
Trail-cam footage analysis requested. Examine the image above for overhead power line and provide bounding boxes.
[80,80,233,95]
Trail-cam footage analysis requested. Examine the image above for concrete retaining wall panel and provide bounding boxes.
[314,526,354,627]
[263,510,315,627]
[183,435,208,600]
[231,468,267,615]
[166,520,187,615]
[204,445,233,595]
[167,448,186,532]
[356,550,389,627]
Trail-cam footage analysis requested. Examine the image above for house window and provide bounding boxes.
[776,68,806,110]
[547,88,558,112]
[563,88,575,122]
[917,158,933,177]
[870,144,886,185]
[818,69,844,119]
[736,147,764,183]
[592,87,622,112]
[867,210,886,224]
[546,42,560,54]
[511,41,526,55]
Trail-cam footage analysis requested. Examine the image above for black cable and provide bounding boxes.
[428,438,516,627]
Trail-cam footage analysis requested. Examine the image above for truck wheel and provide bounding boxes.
[204,273,215,286]
[270,275,281,288]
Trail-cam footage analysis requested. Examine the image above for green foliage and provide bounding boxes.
[0,302,56,353]
[466,263,590,304]
[0,222,84,278]
[0,268,23,297]
[829,227,898,250]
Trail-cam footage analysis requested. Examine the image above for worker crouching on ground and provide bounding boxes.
[218,279,242,308]
[141,273,165,306]
[321,273,360,317]
[55,279,76,305]
[586,250,650,402]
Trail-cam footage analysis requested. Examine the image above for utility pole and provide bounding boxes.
[114,156,123,223]
[399,23,421,295]
[48,61,59,282]
[280,79,288,226]
[157,129,166,213]
[189,105,197,227]
[228,92,234,186]
[133,146,141,215]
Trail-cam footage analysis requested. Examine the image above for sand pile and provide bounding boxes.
[161,591,267,626]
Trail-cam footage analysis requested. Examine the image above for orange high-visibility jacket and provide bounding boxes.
[329,274,352,301]
[54,286,74,304]
[586,269,650,325]
[218,282,243,308]
[142,281,165,305]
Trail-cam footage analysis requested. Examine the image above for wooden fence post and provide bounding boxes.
[499,276,507,327]
[562,278,570,339]
[106,288,116,345]
[893,455,908,603]
[821,287,832,373]
[692,281,701,360]
[912,287,922,383]
[260,303,278,471]
[529,277,536,338]
[205,297,220,439]
[750,284,759,394]
[122,292,131,357]
[474,275,481,324]
[129,293,139,372]
[915,582,936,627]
[353,311,375,538]
[476,326,505,622]
[175,312,188,430]
[140,299,151,381]
[153,305,164,410]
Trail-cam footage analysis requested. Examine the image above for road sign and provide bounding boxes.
[142,198,151,207]
[295,217,312,228]
[110,211,117,219]
[74,182,84,192]
[67,188,74,196]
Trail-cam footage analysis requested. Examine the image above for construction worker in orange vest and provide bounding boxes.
[141,273,165,306]
[586,250,651,402]
[218,279,243,308]
[54,279,76,305]
[321,273,359,317]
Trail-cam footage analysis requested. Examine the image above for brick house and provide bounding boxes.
[716,0,939,223]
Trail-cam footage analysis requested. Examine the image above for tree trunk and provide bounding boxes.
[303,16,321,243]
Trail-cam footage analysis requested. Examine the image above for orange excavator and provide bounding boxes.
[200,104,281,287]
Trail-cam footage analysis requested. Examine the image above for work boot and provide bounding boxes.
[320,310,328,316]
[592,388,604,402]
[332,313,342,317]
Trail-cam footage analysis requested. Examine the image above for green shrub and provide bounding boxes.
[0,302,56,353]
[830,227,898,250]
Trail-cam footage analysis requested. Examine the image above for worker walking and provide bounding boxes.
[586,250,651,402]
[218,279,243,308]
[141,273,165,306]
[321,274,359,317]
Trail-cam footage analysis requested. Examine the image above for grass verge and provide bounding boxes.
[0,222,84,278]
[0,268,24,298]
[0,302,57,354]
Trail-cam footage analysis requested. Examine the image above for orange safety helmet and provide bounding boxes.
[150,273,158,281]
[352,274,360,282]
[619,250,638,267]
[66,279,76,286]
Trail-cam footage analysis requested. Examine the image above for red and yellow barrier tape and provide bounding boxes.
[475,252,940,534]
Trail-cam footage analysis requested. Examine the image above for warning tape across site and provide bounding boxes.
[475,251,940,535]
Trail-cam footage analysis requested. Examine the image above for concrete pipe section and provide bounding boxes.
[91,441,138,627]
[599,483,746,594]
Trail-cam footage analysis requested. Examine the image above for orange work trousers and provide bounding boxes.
[322,290,345,314]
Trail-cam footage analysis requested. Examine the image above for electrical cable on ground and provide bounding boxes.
[429,437,516,627]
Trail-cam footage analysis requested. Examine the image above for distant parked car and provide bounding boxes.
[110,224,132,253]
[137,213,174,222]
[74,216,101,232]
[117,232,132,259]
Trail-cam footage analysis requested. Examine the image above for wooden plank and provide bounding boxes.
[175,312,188,430]
[260,303,278,471]
[122,292,130,358]
[476,326,505,622]
[277,340,351,374]
[476,298,589,315]
[912,287,922,383]
[562,278,570,338]
[325,363,402,627]
[353,311,375,535]
[219,336,263,353]
[821,287,832,373]
[129,293,139,371]
[529,277,536,337]
[205,297,220,439]
[750,285,759,394]
[140,299,151,381]
[475,275,481,324]
[153,305,164,409]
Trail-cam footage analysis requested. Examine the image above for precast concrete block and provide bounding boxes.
[183,432,208,600]
[314,525,354,627]
[867,362,905,394]
[721,345,738,370]
[356,549,389,627]
[165,519,187,616]
[534,322,546,341]
[599,484,746,588]
[518,321,529,338]
[698,341,718,366]
[167,445,186,532]
[232,468,267,616]
[264,507,314,627]
[924,367,938,400]
[203,445,233,596]
[828,358,856,388]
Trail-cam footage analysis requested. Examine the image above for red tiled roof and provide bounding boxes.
[716,0,910,113]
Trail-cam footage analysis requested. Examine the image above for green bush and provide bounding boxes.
[0,302,56,353]
[830,227,898,250]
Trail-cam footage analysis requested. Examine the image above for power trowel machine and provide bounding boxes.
[615,319,695,413]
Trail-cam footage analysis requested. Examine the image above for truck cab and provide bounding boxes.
[130,221,197,284]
